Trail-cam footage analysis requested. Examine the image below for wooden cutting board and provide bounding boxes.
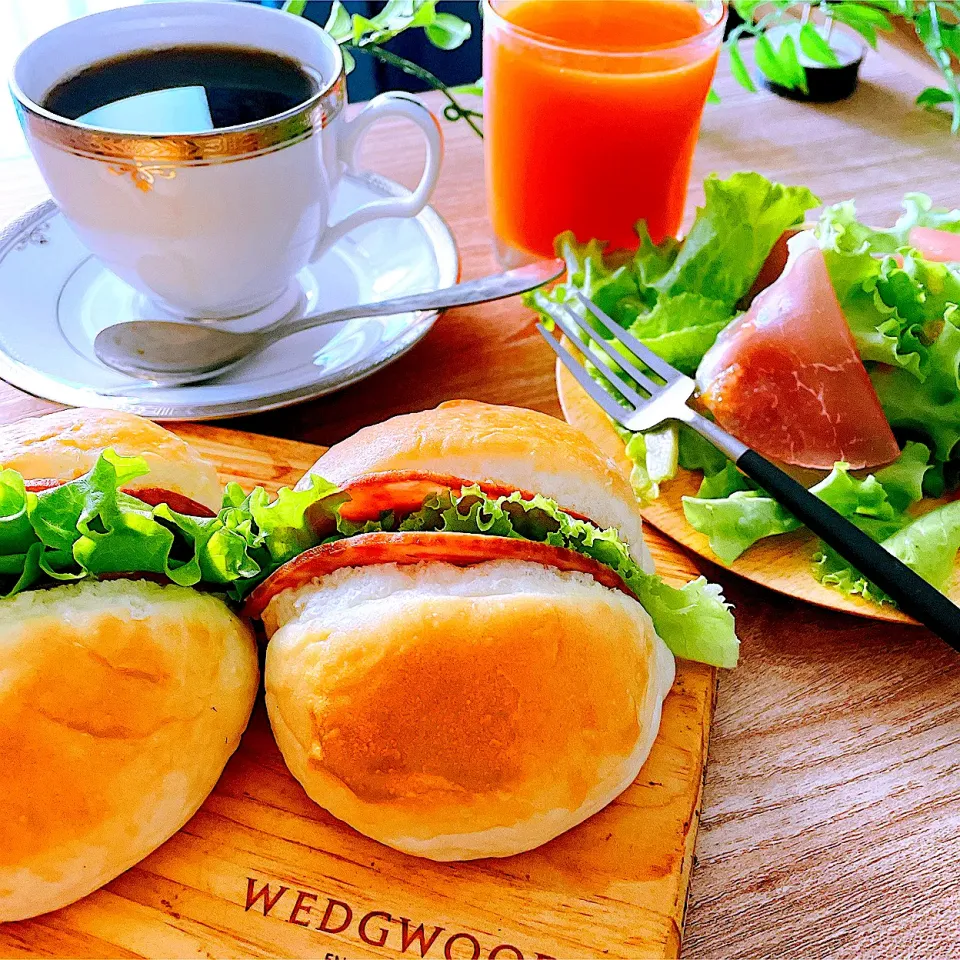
[0,424,719,960]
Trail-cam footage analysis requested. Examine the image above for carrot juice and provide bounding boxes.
[483,0,725,262]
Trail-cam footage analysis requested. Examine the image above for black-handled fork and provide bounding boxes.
[539,291,960,651]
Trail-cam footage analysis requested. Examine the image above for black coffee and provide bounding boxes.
[41,45,319,134]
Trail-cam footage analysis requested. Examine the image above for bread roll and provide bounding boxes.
[265,560,674,861]
[0,407,222,511]
[0,580,258,921]
[298,400,653,570]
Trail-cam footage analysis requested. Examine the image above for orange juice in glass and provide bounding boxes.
[483,0,726,263]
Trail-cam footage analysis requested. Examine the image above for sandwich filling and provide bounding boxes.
[23,477,216,517]
[331,471,595,525]
[243,531,638,620]
[0,451,738,667]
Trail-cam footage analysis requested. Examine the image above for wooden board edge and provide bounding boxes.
[672,668,718,959]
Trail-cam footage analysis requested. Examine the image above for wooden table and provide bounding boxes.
[1,49,959,960]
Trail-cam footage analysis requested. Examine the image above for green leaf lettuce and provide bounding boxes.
[0,456,739,668]
[681,452,927,564]
[526,172,819,499]
[814,501,960,601]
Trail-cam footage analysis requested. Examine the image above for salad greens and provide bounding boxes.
[0,453,739,668]
[816,198,960,470]
[527,172,960,606]
[682,444,931,563]
[529,174,818,380]
[528,172,820,509]
[528,172,820,506]
[814,502,960,602]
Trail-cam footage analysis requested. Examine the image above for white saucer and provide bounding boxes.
[0,173,458,420]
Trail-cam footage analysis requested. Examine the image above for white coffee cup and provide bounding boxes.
[10,1,443,324]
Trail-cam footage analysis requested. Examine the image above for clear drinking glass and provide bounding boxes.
[483,0,726,265]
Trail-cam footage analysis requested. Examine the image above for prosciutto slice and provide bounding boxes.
[243,531,636,620]
[697,231,900,470]
[908,226,960,263]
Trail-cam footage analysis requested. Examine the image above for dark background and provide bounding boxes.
[257,1,484,100]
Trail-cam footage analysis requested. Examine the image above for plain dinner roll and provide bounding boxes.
[297,400,653,570]
[0,580,258,921]
[0,407,222,511]
[264,560,675,861]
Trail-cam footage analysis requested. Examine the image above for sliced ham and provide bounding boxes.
[697,231,900,471]
[23,479,216,518]
[243,531,636,621]
[22,478,65,492]
[908,226,960,263]
[126,488,217,518]
[333,471,593,524]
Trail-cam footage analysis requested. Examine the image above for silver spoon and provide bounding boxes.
[94,259,565,388]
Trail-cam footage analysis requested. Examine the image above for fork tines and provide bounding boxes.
[536,321,632,426]
[571,291,682,383]
[537,291,685,426]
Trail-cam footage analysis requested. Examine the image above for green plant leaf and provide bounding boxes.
[451,77,484,96]
[678,426,731,476]
[943,22,960,58]
[816,196,960,461]
[733,0,766,21]
[815,500,960,599]
[681,458,924,566]
[874,441,932,512]
[728,41,758,92]
[683,490,799,563]
[406,0,441,29]
[917,85,954,108]
[754,33,795,87]
[425,12,471,50]
[626,293,734,375]
[829,13,877,48]
[352,13,378,42]
[798,22,841,66]
[896,192,960,235]
[829,2,893,48]
[871,316,960,461]
[697,462,754,499]
[371,0,431,31]
[324,0,352,40]
[832,2,895,28]
[282,0,308,15]
[706,87,721,104]
[0,470,36,556]
[777,33,809,94]
[652,172,819,305]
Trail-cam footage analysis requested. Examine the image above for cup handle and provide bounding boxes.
[310,92,443,261]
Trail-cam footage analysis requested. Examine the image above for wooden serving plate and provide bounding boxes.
[557,360,960,625]
[0,423,718,960]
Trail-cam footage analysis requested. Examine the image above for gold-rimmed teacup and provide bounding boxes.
[11,1,442,326]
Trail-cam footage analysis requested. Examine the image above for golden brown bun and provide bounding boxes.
[298,401,653,570]
[0,580,258,921]
[264,560,674,860]
[0,408,222,510]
